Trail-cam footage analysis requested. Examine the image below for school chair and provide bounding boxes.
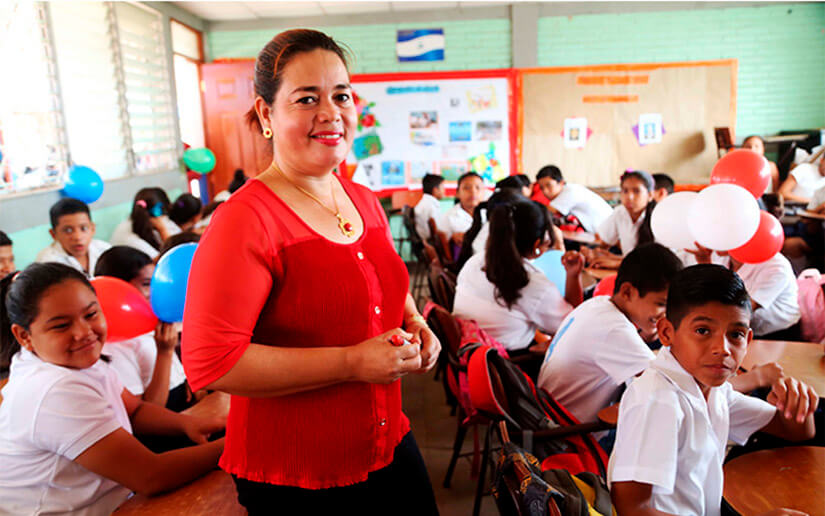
[427,263,456,312]
[400,206,430,304]
[427,218,454,267]
[715,127,733,158]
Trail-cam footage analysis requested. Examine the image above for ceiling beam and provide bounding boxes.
[142,1,209,31]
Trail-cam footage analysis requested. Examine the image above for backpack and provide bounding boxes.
[797,268,825,343]
[468,345,609,477]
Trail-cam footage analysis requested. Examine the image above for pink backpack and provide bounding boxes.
[797,269,825,343]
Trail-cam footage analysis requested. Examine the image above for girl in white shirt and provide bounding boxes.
[588,170,657,269]
[453,198,584,377]
[0,263,223,515]
[442,172,485,246]
[94,246,191,412]
[110,188,181,260]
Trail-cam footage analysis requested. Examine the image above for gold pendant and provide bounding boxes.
[336,213,355,238]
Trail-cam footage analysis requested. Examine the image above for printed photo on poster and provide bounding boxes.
[442,143,468,160]
[449,121,472,142]
[381,161,406,186]
[638,113,663,145]
[439,161,469,181]
[476,121,503,141]
[409,161,433,179]
[466,85,498,113]
[563,117,588,149]
[409,111,438,146]
[352,133,384,161]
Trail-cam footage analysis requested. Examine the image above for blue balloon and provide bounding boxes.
[0,148,4,163]
[63,165,103,203]
[150,243,197,323]
[531,250,566,294]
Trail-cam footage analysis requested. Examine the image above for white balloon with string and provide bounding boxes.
[688,184,760,251]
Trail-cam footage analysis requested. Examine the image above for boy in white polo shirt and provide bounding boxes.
[609,265,817,516]
[535,165,612,233]
[35,198,111,278]
[413,173,445,241]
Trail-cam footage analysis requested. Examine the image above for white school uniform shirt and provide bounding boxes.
[550,184,613,233]
[105,331,187,396]
[442,203,474,240]
[0,349,133,516]
[735,254,800,336]
[789,163,825,200]
[596,205,645,256]
[35,239,111,278]
[452,253,573,351]
[471,222,490,256]
[413,193,442,241]
[808,186,825,230]
[538,296,654,424]
[608,347,776,516]
[110,217,181,260]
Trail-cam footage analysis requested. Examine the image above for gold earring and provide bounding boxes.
[262,127,272,139]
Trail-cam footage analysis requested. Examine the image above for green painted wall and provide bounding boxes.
[8,188,182,270]
[537,2,825,139]
[208,18,512,72]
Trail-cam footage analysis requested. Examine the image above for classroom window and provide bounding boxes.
[0,2,66,195]
[171,20,205,149]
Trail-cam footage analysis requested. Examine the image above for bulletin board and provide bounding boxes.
[519,60,737,187]
[348,69,517,193]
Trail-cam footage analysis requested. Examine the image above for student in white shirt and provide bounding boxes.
[0,263,224,515]
[168,193,203,233]
[413,174,445,241]
[609,265,817,516]
[652,173,674,203]
[94,246,191,412]
[454,197,584,377]
[778,158,825,204]
[0,230,15,279]
[535,165,613,233]
[587,170,658,269]
[110,188,181,260]
[453,188,526,273]
[442,172,485,245]
[35,198,111,278]
[741,135,781,194]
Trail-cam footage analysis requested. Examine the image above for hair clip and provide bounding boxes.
[136,200,147,208]
[11,271,21,283]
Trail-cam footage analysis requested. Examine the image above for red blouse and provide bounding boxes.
[182,178,410,489]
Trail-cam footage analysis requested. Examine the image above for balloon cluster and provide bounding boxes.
[652,149,783,264]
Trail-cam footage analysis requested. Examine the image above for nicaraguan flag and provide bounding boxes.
[397,29,444,62]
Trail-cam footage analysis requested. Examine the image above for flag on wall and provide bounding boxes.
[397,29,445,62]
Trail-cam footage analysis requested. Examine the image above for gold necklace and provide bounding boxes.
[271,165,355,238]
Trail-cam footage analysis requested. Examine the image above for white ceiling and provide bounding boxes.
[171,1,512,21]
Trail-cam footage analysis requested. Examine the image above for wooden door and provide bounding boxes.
[200,61,269,196]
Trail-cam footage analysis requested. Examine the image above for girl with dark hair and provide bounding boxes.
[453,198,584,366]
[110,188,181,259]
[442,171,485,247]
[587,170,657,269]
[742,135,780,193]
[168,193,203,232]
[0,263,223,514]
[181,29,439,514]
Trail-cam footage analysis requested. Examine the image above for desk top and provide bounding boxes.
[597,404,619,427]
[562,230,596,245]
[585,267,617,281]
[724,446,825,516]
[113,470,244,516]
[743,340,825,395]
[799,210,825,221]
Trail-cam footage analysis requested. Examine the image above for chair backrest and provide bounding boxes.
[428,218,454,266]
[401,205,427,263]
[392,190,423,211]
[428,264,457,311]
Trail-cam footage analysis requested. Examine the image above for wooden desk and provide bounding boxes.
[183,391,231,420]
[743,340,825,395]
[585,267,617,281]
[597,403,619,427]
[562,230,596,245]
[799,210,825,221]
[724,446,825,516]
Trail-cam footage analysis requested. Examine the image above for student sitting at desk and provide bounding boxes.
[609,265,817,516]
[652,173,674,203]
[535,164,612,234]
[778,158,825,204]
[442,172,485,247]
[413,173,445,241]
[742,135,781,193]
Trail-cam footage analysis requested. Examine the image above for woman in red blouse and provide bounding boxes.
[182,30,441,514]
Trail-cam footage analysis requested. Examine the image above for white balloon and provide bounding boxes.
[651,191,698,251]
[688,184,760,251]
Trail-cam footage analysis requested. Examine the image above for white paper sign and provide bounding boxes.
[563,117,588,149]
[638,113,663,145]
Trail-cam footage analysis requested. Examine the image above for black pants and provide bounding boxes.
[233,431,439,516]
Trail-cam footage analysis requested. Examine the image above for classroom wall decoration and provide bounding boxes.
[396,29,445,62]
[520,60,737,186]
[349,70,515,192]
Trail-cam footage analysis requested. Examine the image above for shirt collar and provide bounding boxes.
[650,346,706,402]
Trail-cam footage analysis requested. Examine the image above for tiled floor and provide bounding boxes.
[402,369,498,516]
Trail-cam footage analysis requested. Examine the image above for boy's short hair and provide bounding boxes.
[666,264,752,329]
[457,171,482,188]
[49,198,91,228]
[614,243,683,296]
[653,173,675,194]
[94,246,152,282]
[0,231,11,247]
[422,174,444,195]
[496,174,530,191]
[158,231,200,261]
[536,165,563,182]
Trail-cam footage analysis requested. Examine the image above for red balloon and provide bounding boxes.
[729,212,784,264]
[593,274,617,297]
[90,276,158,343]
[710,149,771,198]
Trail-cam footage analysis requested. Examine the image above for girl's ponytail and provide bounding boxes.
[486,204,529,309]
[637,199,657,247]
[130,188,165,250]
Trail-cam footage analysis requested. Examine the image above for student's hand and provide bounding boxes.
[561,250,585,276]
[182,415,226,444]
[346,329,422,384]
[757,509,809,516]
[753,362,785,388]
[683,242,714,264]
[766,376,818,424]
[154,322,178,353]
[590,254,621,269]
[406,321,441,375]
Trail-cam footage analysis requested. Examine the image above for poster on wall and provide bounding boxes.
[563,117,588,149]
[349,76,511,192]
[635,113,664,146]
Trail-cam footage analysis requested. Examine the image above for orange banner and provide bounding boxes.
[577,75,649,86]
[581,95,639,103]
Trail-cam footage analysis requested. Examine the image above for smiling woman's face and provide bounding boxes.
[267,49,357,176]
